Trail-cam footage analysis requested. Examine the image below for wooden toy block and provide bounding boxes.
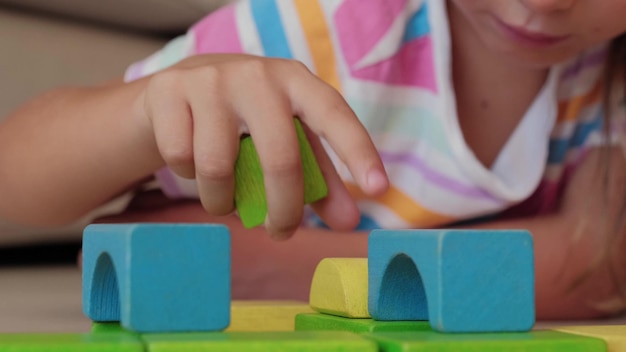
[368,229,535,333]
[0,333,143,351]
[141,331,378,351]
[93,301,313,333]
[295,313,431,333]
[555,325,626,352]
[91,322,144,338]
[91,322,131,334]
[309,258,370,318]
[226,300,315,332]
[363,331,607,352]
[234,118,328,228]
[82,223,231,333]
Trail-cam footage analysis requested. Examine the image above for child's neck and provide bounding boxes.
[447,2,550,169]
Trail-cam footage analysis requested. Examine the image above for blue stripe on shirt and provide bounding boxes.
[309,213,382,231]
[548,114,603,164]
[403,2,430,43]
[250,0,293,59]
[355,215,382,231]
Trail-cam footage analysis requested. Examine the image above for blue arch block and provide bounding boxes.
[368,229,535,333]
[82,223,231,333]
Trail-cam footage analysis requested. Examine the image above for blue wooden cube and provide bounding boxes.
[368,229,535,333]
[82,223,231,333]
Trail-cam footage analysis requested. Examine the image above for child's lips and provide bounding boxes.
[494,17,571,48]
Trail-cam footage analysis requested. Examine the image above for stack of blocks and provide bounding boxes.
[1,122,624,351]
[0,224,619,351]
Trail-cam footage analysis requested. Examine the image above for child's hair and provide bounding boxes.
[602,33,626,313]
[570,34,626,314]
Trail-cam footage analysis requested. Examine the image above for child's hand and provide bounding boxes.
[134,54,389,239]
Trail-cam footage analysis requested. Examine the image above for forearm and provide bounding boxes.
[0,79,162,226]
[468,148,626,319]
[97,144,626,319]
[94,199,369,300]
[294,212,622,319]
[461,214,625,319]
[258,211,623,319]
[100,197,619,319]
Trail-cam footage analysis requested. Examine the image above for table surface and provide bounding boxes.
[0,266,89,333]
[0,265,624,334]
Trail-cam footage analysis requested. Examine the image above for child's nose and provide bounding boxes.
[520,0,575,13]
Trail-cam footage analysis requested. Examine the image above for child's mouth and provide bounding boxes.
[493,17,571,48]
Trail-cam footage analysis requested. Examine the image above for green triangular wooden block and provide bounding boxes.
[234,119,328,228]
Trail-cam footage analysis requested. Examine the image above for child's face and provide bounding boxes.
[449,0,626,68]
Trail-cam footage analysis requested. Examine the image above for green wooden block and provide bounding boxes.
[234,119,328,228]
[142,331,377,351]
[0,333,143,352]
[91,322,137,335]
[363,331,607,352]
[295,313,431,333]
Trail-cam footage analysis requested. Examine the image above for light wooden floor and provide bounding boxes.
[0,266,90,333]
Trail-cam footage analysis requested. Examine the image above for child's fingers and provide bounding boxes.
[235,85,304,240]
[288,74,389,197]
[144,72,195,179]
[188,83,240,216]
[303,125,361,231]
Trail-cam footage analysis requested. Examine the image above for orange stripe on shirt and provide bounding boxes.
[556,81,603,123]
[345,183,456,228]
[293,1,451,227]
[293,0,342,92]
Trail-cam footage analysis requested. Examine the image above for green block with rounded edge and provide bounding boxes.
[363,331,607,352]
[0,333,143,352]
[234,119,328,228]
[295,313,431,333]
[91,322,134,335]
[142,331,377,351]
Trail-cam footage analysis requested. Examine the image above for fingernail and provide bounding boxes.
[264,216,289,241]
[264,215,272,232]
[366,168,389,194]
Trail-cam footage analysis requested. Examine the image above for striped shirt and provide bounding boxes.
[125,0,622,230]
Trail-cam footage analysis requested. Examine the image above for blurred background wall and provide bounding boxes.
[0,0,230,251]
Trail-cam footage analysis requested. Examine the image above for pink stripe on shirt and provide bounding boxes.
[192,5,243,54]
[334,0,436,90]
[350,36,437,91]
[334,0,407,65]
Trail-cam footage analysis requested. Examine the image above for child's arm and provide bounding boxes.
[0,54,389,238]
[101,145,624,320]
[248,142,624,318]
[470,147,626,320]
[104,145,624,320]
[0,78,156,226]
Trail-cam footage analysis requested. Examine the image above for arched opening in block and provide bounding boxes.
[378,253,428,320]
[90,252,121,321]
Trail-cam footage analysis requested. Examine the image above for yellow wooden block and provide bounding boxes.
[226,300,315,332]
[555,325,626,352]
[309,258,370,318]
